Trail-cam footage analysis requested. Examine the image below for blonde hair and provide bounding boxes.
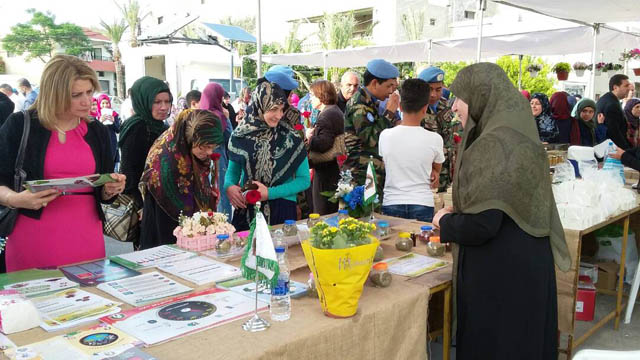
[35,54,100,130]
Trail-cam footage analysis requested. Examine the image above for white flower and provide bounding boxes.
[205,225,216,235]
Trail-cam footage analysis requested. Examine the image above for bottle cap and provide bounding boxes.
[398,232,411,238]
[275,246,285,253]
[421,225,433,231]
[373,262,388,271]
[284,219,296,225]
[378,221,388,228]
[309,213,320,219]
[430,236,440,243]
[216,234,229,240]
[338,209,349,214]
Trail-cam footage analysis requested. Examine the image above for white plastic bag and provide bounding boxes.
[595,227,638,284]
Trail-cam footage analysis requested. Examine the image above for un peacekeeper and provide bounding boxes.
[418,66,462,193]
[344,59,400,199]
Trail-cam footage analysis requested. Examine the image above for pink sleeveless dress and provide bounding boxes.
[6,121,105,272]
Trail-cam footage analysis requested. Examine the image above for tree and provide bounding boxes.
[116,0,141,48]
[401,9,425,41]
[496,55,556,96]
[100,19,128,98]
[2,9,91,62]
[317,12,359,82]
[282,21,306,54]
[437,61,470,86]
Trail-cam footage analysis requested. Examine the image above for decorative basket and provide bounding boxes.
[176,233,218,251]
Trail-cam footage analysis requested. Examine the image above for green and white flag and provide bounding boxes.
[363,158,377,205]
[241,211,279,288]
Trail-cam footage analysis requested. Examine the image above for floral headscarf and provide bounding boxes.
[531,93,558,143]
[141,109,223,220]
[228,81,307,187]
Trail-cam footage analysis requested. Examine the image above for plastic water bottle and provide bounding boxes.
[273,229,286,250]
[270,246,291,321]
[602,142,625,184]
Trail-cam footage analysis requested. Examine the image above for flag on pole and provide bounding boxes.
[363,158,377,205]
[241,211,280,288]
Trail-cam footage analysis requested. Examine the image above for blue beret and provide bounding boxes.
[418,67,445,83]
[264,70,298,91]
[268,65,294,77]
[366,59,399,79]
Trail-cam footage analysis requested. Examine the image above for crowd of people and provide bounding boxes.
[0,51,639,359]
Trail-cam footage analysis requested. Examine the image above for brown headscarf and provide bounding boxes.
[449,62,571,271]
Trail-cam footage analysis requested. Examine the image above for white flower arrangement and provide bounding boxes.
[173,211,236,238]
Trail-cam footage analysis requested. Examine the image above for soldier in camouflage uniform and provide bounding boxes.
[344,59,400,199]
[418,67,463,193]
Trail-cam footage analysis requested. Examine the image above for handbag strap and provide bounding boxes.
[13,110,31,192]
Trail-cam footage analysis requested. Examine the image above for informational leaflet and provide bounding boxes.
[96,272,192,307]
[32,288,121,332]
[0,269,79,298]
[60,259,141,286]
[4,323,141,360]
[109,245,197,270]
[385,253,449,277]
[158,256,241,286]
[217,277,309,303]
[24,174,116,193]
[0,333,17,353]
[101,288,267,346]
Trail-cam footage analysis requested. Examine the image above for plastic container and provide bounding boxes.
[419,226,434,244]
[427,236,445,257]
[338,209,349,222]
[215,234,231,254]
[273,229,286,250]
[283,220,297,236]
[370,262,392,288]
[233,231,249,248]
[377,221,389,238]
[307,213,321,229]
[396,232,413,251]
[271,246,291,321]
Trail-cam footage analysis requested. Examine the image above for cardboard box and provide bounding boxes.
[576,276,596,322]
[595,261,618,291]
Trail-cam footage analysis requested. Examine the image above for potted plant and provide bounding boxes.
[527,63,542,77]
[552,62,571,81]
[573,62,588,77]
[620,48,640,76]
[590,62,606,76]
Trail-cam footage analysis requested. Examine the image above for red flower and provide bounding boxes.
[294,124,304,131]
[244,190,261,205]
[210,153,221,161]
[453,134,462,144]
[337,154,347,168]
[302,111,311,119]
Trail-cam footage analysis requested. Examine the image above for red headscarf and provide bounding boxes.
[551,92,581,145]
[199,83,227,131]
[96,93,119,119]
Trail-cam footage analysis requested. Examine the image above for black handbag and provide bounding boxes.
[0,111,31,237]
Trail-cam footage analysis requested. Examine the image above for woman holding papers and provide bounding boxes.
[0,55,126,272]
[432,63,570,360]
[139,109,224,250]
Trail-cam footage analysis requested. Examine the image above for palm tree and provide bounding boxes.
[100,19,128,98]
[116,0,140,48]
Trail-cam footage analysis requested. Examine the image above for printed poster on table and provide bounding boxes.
[96,272,192,306]
[158,256,241,285]
[385,253,449,277]
[217,277,309,303]
[0,269,79,298]
[60,259,141,286]
[32,288,121,332]
[109,245,196,270]
[101,288,268,346]
[4,323,141,360]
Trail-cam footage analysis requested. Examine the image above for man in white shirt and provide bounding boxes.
[379,78,444,222]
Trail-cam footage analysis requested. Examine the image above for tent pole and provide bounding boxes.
[475,0,486,63]
[428,39,432,65]
[323,52,328,80]
[230,41,235,95]
[256,0,263,78]
[518,54,523,90]
[590,24,599,99]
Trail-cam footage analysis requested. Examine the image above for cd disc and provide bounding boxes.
[79,332,119,346]
[157,301,216,321]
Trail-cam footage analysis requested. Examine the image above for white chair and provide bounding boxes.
[573,349,640,360]
[624,259,640,324]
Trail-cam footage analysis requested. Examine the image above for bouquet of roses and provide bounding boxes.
[174,211,235,238]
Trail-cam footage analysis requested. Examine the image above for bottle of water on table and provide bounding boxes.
[270,246,291,321]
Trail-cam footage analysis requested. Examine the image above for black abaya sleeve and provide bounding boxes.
[439,209,503,246]
[621,147,640,172]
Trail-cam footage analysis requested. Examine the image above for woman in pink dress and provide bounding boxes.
[0,55,126,272]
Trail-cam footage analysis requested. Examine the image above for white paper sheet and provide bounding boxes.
[96,272,192,306]
[158,256,241,286]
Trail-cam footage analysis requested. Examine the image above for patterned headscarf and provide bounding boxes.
[624,98,640,147]
[141,109,223,220]
[450,62,570,271]
[96,93,119,119]
[199,82,227,132]
[119,76,172,147]
[531,93,558,143]
[228,81,307,187]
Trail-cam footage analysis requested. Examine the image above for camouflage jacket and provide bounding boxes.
[421,97,463,192]
[343,88,398,196]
